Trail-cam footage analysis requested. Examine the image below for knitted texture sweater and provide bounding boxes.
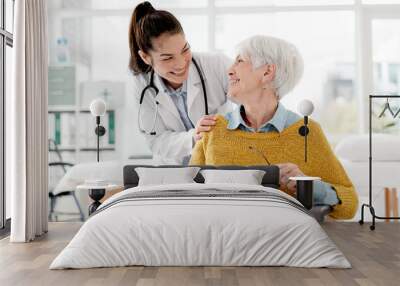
[190,115,358,219]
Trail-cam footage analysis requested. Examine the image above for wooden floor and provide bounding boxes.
[0,222,399,286]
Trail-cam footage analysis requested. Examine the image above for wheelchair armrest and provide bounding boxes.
[310,205,333,223]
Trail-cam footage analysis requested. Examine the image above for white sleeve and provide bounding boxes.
[214,53,236,114]
[210,53,233,94]
[145,127,195,165]
[216,100,235,115]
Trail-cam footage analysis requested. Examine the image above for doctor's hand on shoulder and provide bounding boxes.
[194,115,217,142]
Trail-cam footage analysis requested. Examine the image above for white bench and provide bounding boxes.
[336,134,400,221]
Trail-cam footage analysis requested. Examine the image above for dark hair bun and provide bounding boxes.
[128,1,183,74]
[134,1,156,23]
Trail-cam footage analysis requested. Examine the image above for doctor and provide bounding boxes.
[129,1,233,164]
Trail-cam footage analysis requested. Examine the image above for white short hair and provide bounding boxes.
[236,35,304,99]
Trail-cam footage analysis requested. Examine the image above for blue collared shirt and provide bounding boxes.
[225,103,339,206]
[226,103,300,133]
[157,76,194,131]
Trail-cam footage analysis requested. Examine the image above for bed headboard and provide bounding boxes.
[123,165,280,190]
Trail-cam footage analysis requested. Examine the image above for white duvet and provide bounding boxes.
[50,183,350,269]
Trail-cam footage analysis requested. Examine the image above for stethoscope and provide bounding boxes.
[138,57,208,135]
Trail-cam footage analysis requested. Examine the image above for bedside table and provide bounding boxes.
[289,176,321,210]
[77,182,123,215]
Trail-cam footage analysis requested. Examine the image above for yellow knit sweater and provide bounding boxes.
[190,115,358,220]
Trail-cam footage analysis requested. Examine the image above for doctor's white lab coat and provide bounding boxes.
[132,52,234,165]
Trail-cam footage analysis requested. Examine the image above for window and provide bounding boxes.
[215,0,354,6]
[91,0,208,9]
[363,0,400,4]
[216,11,356,134]
[372,19,400,95]
[1,0,14,234]
[371,19,400,132]
[47,0,400,146]
[46,1,400,220]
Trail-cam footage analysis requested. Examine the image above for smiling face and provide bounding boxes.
[139,32,192,89]
[227,54,276,104]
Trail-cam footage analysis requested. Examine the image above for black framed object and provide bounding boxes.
[123,165,280,190]
[359,95,400,230]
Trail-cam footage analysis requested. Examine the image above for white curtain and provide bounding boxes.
[9,0,49,242]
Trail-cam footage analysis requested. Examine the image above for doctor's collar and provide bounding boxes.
[226,103,288,133]
[155,73,187,94]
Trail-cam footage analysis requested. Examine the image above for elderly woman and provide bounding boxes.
[189,35,358,219]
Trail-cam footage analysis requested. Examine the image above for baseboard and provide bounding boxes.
[0,218,11,239]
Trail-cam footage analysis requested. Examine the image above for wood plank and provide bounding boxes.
[385,187,391,222]
[0,222,400,286]
[392,188,398,220]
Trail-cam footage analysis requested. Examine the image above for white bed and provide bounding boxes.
[50,183,350,269]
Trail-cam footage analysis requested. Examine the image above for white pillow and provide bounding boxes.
[335,134,400,162]
[135,167,201,186]
[200,169,266,185]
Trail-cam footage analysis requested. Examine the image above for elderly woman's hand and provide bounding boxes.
[194,115,217,142]
[276,163,305,196]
